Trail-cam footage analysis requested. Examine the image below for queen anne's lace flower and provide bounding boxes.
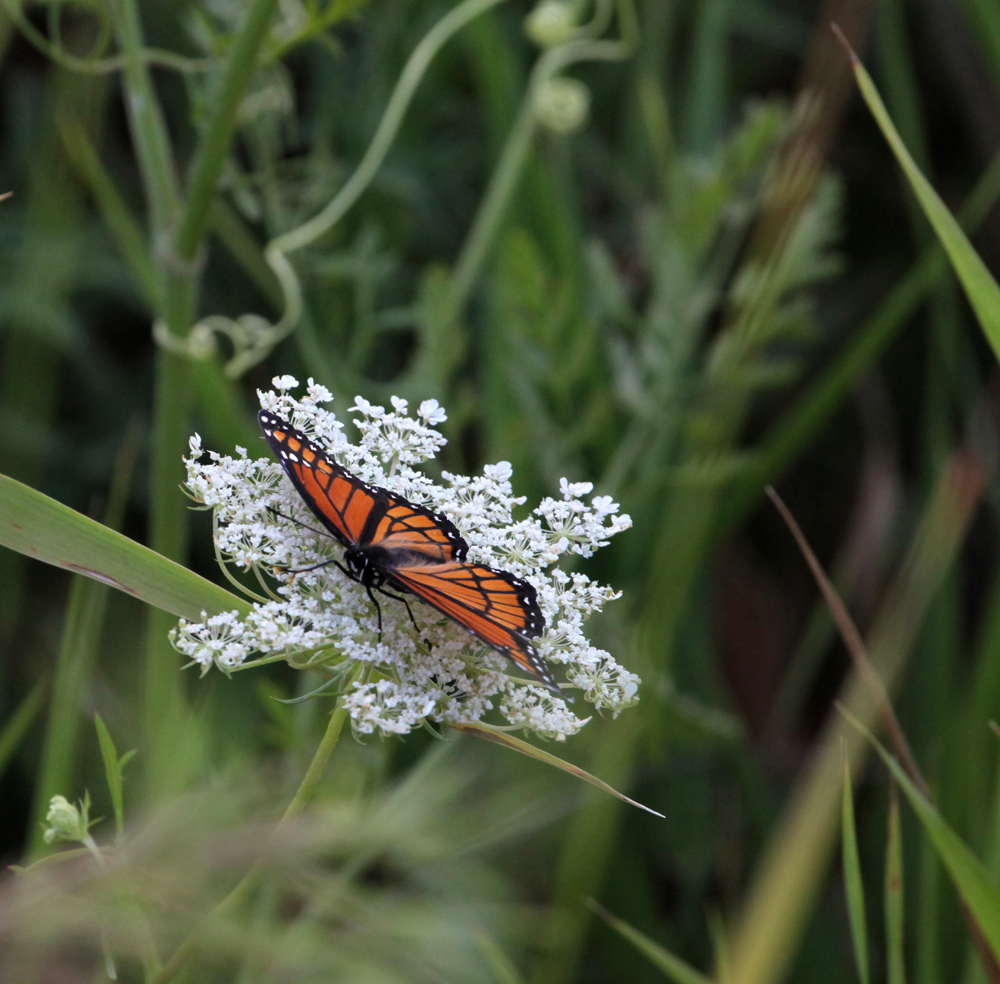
[172,377,638,741]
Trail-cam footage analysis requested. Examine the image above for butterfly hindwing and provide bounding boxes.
[387,562,556,691]
[367,498,468,564]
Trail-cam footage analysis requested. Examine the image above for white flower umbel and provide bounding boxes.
[172,378,638,741]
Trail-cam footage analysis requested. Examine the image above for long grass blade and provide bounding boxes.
[845,708,1000,962]
[843,756,870,984]
[586,900,711,984]
[0,473,250,621]
[841,30,1000,361]
[886,785,907,984]
[450,721,663,817]
[0,681,47,783]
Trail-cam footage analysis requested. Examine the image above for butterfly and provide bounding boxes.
[258,409,561,693]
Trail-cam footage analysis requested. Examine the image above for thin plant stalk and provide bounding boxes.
[152,696,351,984]
[724,451,984,984]
[28,427,141,856]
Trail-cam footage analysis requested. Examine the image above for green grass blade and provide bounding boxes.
[586,900,711,984]
[94,714,134,839]
[28,426,140,855]
[846,709,1000,962]
[28,573,113,857]
[724,451,983,984]
[845,36,1000,362]
[451,721,663,817]
[886,786,907,984]
[842,757,870,984]
[58,111,160,309]
[0,681,46,782]
[0,473,250,621]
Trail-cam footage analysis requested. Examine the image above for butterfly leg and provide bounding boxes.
[376,587,432,649]
[281,558,338,575]
[364,584,384,639]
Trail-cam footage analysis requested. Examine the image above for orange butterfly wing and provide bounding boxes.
[258,409,466,561]
[387,562,556,691]
[259,409,558,692]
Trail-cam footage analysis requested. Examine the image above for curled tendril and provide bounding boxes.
[3,0,210,75]
[154,0,638,377]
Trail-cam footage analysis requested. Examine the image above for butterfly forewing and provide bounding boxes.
[258,410,467,561]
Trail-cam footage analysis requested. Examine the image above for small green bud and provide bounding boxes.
[534,77,591,135]
[525,0,577,48]
[43,794,87,844]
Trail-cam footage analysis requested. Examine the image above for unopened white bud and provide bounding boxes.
[43,795,86,844]
[525,0,577,48]
[534,77,591,134]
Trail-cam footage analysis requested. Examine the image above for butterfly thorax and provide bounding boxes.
[344,543,444,586]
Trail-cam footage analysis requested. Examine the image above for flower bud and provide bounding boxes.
[525,0,577,48]
[43,795,86,844]
[534,77,591,135]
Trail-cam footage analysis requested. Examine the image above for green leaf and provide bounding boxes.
[844,707,1000,961]
[885,788,906,984]
[29,424,140,856]
[95,714,134,838]
[842,757,870,984]
[586,899,711,984]
[846,36,1000,363]
[0,473,251,622]
[450,722,664,817]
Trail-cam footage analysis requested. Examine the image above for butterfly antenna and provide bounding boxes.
[267,505,332,541]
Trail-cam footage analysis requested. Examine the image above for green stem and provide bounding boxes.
[174,0,279,262]
[247,0,512,366]
[275,697,351,826]
[105,0,179,241]
[151,697,350,984]
[443,32,636,325]
[269,0,509,257]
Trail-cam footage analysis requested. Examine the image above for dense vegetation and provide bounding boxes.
[3,0,1000,981]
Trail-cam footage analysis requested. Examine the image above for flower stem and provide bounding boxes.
[151,697,351,984]
[276,697,351,826]
[443,13,638,325]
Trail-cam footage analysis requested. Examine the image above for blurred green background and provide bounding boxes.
[3,0,1000,980]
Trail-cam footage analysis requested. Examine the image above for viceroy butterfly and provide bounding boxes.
[258,410,561,693]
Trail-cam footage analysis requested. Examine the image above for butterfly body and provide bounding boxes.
[257,410,559,693]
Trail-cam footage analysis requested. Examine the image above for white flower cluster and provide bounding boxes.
[172,377,638,741]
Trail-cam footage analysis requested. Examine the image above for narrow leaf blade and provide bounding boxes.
[0,473,250,621]
[847,39,1000,362]
[885,787,906,984]
[586,900,711,984]
[842,756,870,984]
[94,715,129,837]
[844,707,1000,961]
[450,722,664,817]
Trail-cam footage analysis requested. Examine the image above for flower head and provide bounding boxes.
[172,378,637,741]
